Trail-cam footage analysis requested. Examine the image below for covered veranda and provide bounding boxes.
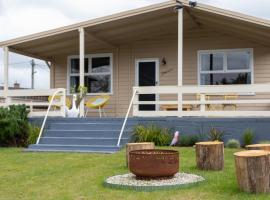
[1,0,270,117]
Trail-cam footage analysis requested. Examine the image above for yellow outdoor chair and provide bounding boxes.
[85,95,110,118]
[48,96,72,109]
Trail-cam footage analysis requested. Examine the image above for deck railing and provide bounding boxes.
[132,84,270,117]
[0,88,66,117]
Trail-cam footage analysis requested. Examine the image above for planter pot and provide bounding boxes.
[129,149,179,178]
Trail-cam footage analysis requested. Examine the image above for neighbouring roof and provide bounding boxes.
[0,0,270,60]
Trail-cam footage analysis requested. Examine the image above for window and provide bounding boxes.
[68,53,113,94]
[198,49,253,85]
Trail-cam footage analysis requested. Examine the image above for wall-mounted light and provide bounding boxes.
[162,57,167,66]
[189,0,197,8]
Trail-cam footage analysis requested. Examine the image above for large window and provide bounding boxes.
[198,49,253,85]
[68,53,113,94]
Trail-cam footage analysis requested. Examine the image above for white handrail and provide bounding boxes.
[117,89,138,147]
[36,89,66,144]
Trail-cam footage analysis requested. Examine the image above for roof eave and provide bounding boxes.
[1,0,270,48]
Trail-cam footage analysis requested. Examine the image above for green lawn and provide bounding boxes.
[0,147,269,200]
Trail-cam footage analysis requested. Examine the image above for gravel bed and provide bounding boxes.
[105,173,204,191]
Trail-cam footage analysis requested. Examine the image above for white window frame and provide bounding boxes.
[197,48,254,85]
[67,53,113,95]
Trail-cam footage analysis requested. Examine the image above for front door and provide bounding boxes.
[136,59,159,111]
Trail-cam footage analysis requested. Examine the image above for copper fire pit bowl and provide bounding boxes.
[129,149,179,178]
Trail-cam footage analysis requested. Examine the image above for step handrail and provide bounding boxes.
[117,89,137,147]
[36,89,66,144]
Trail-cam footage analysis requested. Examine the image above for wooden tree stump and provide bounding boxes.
[234,150,270,193]
[126,142,155,168]
[246,144,270,151]
[195,141,224,170]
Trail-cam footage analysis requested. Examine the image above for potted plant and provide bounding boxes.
[66,85,88,118]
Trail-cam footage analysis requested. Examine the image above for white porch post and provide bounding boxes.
[3,46,9,98]
[177,6,183,115]
[79,27,85,117]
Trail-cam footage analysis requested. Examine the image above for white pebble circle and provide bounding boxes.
[104,173,205,191]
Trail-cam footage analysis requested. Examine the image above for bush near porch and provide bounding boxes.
[0,147,269,200]
[0,105,40,147]
[132,124,172,146]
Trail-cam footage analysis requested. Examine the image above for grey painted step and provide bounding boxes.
[43,130,133,138]
[48,123,133,130]
[47,122,138,127]
[27,144,121,153]
[28,117,136,153]
[45,118,137,123]
[39,137,130,145]
[26,149,117,154]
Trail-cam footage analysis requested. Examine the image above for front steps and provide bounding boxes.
[27,118,136,153]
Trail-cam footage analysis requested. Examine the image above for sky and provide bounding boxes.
[0,0,270,89]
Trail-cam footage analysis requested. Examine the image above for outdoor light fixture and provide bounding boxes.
[189,0,197,8]
[162,58,167,66]
[175,0,197,11]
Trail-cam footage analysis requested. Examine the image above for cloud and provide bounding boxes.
[0,5,73,40]
[0,0,166,40]
[0,0,4,16]
[199,0,270,20]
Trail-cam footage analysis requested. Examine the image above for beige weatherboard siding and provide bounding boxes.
[52,24,270,116]
[1,1,270,117]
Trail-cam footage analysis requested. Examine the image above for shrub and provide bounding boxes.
[0,105,30,147]
[179,135,200,147]
[207,127,224,141]
[259,140,270,144]
[242,128,254,147]
[226,139,240,149]
[133,124,172,146]
[27,125,40,145]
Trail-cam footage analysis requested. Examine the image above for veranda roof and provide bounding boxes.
[1,0,270,61]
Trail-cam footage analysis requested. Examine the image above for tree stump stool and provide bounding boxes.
[126,142,155,168]
[195,141,224,170]
[234,150,270,193]
[246,144,270,151]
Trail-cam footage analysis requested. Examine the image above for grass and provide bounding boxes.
[0,147,270,200]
